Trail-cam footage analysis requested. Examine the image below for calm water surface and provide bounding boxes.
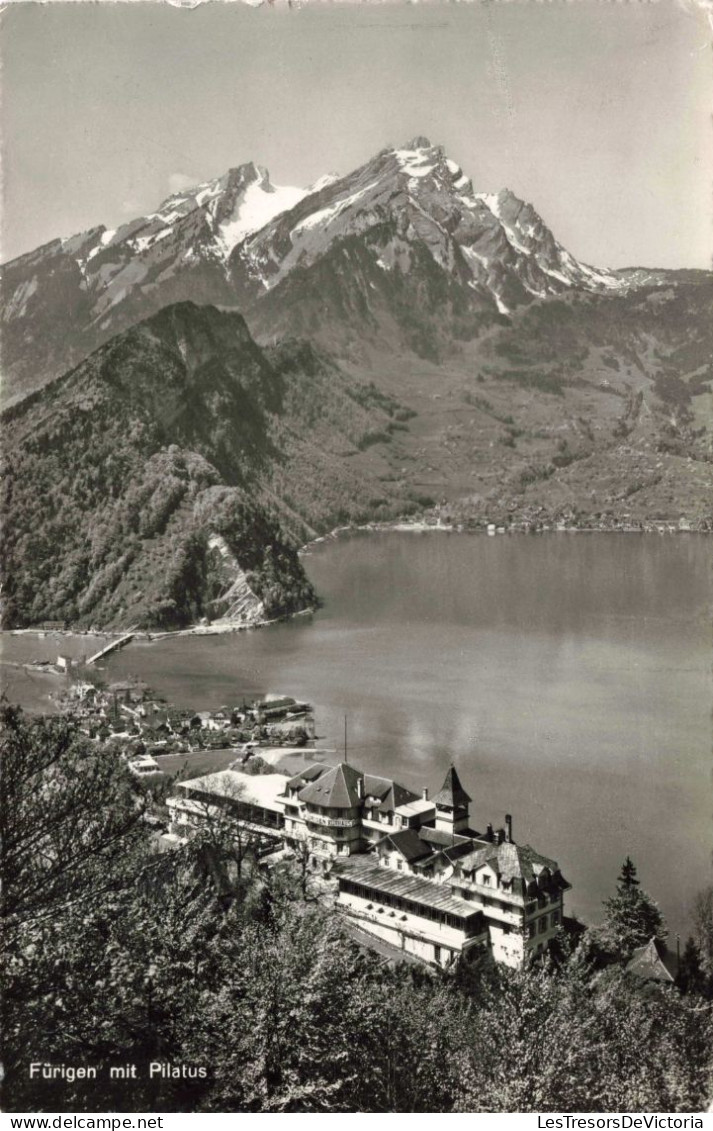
[3,532,711,933]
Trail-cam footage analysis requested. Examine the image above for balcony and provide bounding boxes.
[306,812,360,829]
[361,815,396,831]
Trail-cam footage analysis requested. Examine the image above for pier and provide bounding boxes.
[86,632,134,666]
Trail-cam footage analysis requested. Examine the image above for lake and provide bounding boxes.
[2,531,710,935]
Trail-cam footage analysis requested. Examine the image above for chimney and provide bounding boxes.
[505,814,513,843]
[357,777,364,801]
[486,822,494,841]
[422,787,429,802]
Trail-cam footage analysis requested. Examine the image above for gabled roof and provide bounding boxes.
[286,763,328,790]
[298,762,363,809]
[626,938,677,984]
[379,829,434,864]
[432,765,471,809]
[418,827,473,850]
[410,827,476,869]
[363,775,419,812]
[455,841,569,888]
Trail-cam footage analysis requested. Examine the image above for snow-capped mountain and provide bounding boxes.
[83,161,309,292]
[0,137,670,400]
[229,138,627,314]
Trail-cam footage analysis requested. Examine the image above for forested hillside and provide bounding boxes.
[1,303,417,630]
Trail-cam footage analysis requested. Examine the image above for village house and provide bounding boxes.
[625,937,679,984]
[168,759,571,970]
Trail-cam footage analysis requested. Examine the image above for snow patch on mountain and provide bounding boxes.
[292,181,379,236]
[493,292,510,315]
[394,147,437,179]
[309,173,340,193]
[475,192,503,218]
[461,246,491,271]
[212,176,307,259]
[131,228,173,254]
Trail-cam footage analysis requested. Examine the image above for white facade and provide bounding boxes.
[166,758,570,970]
[337,859,487,968]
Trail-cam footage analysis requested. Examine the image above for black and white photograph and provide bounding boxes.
[1,0,712,1116]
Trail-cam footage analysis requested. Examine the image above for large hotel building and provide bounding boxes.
[167,759,571,969]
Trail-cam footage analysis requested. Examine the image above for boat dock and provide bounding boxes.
[86,632,135,666]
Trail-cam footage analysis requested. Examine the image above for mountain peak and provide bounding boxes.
[2,137,638,401]
[223,161,269,191]
[403,135,433,150]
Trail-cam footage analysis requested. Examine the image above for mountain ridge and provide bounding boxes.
[3,136,698,405]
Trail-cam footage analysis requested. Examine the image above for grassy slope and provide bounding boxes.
[248,258,713,528]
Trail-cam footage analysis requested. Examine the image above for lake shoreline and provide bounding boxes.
[6,522,709,644]
[3,529,710,934]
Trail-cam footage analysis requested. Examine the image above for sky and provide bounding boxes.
[1,0,711,269]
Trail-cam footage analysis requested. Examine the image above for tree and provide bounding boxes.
[176,776,272,886]
[285,837,318,901]
[617,856,640,891]
[677,937,706,997]
[600,858,667,959]
[453,959,713,1113]
[1,705,208,1111]
[0,703,147,930]
[693,885,713,976]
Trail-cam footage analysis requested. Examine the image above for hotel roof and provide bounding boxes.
[419,827,473,849]
[455,841,569,888]
[364,776,419,812]
[380,829,434,864]
[338,857,485,921]
[394,798,436,819]
[298,762,364,809]
[432,765,472,809]
[286,763,327,790]
[291,763,419,812]
[177,769,289,813]
[415,828,478,863]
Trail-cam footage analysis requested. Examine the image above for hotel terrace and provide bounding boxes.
[167,759,570,969]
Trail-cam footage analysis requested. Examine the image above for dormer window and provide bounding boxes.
[482,874,491,886]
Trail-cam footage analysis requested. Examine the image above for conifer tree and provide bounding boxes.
[601,858,666,958]
[617,856,640,892]
[677,937,706,997]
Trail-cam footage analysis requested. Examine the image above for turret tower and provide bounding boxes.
[432,765,471,835]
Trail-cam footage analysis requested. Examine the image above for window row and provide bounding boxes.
[527,910,560,938]
[341,878,475,932]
